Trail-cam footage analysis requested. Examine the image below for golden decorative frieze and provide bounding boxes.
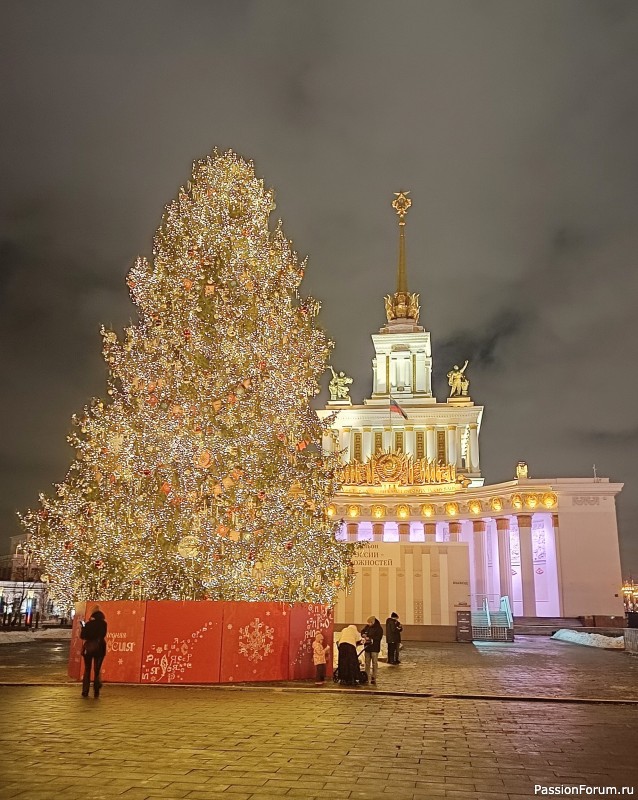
[337,451,470,490]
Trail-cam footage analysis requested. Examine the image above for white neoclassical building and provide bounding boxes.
[320,193,624,633]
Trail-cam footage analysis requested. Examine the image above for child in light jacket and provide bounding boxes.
[312,632,330,685]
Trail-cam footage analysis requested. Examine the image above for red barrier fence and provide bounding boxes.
[69,601,333,685]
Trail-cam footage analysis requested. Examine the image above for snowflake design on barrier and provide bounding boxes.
[238,618,274,663]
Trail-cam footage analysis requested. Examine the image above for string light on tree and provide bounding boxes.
[21,150,356,608]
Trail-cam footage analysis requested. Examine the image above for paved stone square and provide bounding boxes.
[1,685,637,800]
[0,635,637,799]
[3,634,638,701]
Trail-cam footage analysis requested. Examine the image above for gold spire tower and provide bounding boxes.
[384,191,421,326]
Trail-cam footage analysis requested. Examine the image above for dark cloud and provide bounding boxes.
[1,0,637,572]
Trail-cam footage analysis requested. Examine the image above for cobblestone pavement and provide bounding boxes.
[2,635,638,701]
[1,685,637,800]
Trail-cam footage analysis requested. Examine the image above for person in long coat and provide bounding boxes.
[80,608,108,698]
[385,612,403,664]
[337,624,361,685]
[361,616,383,684]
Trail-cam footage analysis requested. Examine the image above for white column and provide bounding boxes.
[496,518,513,601]
[346,522,359,543]
[517,514,537,616]
[426,426,436,460]
[473,520,487,601]
[469,424,479,472]
[424,522,437,543]
[449,521,462,543]
[372,522,384,542]
[552,513,565,616]
[339,428,351,462]
[424,354,433,396]
[362,428,372,461]
[405,426,415,458]
[383,427,392,452]
[377,353,387,394]
[389,354,397,393]
[415,351,426,393]
[446,425,457,466]
[398,522,410,541]
[398,354,409,390]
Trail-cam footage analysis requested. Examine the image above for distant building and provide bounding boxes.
[0,534,51,624]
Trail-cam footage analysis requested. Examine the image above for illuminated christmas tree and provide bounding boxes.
[22,151,355,608]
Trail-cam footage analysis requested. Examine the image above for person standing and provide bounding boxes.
[80,608,107,698]
[385,612,403,664]
[312,632,330,685]
[361,616,383,685]
[337,624,362,685]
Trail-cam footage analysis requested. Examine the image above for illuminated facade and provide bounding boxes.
[320,193,624,627]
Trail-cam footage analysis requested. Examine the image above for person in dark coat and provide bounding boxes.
[80,608,107,698]
[385,612,403,664]
[361,615,383,685]
[337,625,362,685]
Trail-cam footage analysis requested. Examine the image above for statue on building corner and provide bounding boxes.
[447,360,469,397]
[516,461,529,479]
[328,366,353,402]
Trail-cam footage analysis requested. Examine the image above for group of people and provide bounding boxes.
[313,612,403,686]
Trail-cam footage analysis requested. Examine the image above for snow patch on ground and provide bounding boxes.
[551,628,624,649]
[0,628,72,645]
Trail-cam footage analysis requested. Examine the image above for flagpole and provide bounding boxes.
[389,393,392,452]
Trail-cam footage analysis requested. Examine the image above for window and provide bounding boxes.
[353,432,362,462]
[394,431,404,453]
[416,431,425,459]
[436,429,447,463]
[374,431,383,454]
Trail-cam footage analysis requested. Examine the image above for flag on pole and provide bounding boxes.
[389,396,408,420]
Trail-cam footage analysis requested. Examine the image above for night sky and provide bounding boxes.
[1,2,636,573]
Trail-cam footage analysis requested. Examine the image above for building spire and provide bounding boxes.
[384,191,421,327]
[392,191,411,293]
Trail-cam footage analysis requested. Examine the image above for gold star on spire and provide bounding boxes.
[392,191,412,221]
[384,191,421,326]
